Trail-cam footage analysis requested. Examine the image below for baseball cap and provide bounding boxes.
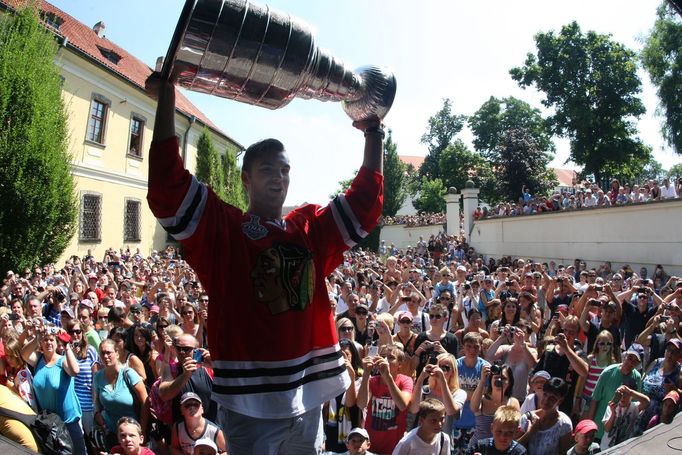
[573,419,598,436]
[179,392,202,405]
[666,338,682,351]
[150,305,160,314]
[130,303,143,312]
[396,311,413,322]
[346,427,369,442]
[79,299,94,310]
[194,438,217,453]
[531,370,551,382]
[456,265,467,272]
[624,344,644,361]
[60,308,75,318]
[69,292,80,301]
[664,390,680,404]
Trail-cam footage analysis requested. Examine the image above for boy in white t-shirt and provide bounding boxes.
[600,384,650,450]
[392,399,450,455]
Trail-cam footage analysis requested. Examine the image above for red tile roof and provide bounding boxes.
[0,0,238,145]
[399,155,425,170]
[553,168,578,187]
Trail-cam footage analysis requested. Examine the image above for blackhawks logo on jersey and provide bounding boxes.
[251,243,315,314]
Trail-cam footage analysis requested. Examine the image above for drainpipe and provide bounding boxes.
[182,115,196,163]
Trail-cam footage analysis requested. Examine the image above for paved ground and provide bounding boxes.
[0,435,34,454]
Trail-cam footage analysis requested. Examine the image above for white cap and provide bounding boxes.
[346,427,370,442]
[194,437,217,452]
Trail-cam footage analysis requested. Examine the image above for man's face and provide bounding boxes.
[346,435,370,455]
[242,150,290,212]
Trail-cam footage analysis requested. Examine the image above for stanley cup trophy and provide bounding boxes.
[160,0,396,121]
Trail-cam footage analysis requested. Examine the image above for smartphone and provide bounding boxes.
[368,345,379,357]
[192,349,203,362]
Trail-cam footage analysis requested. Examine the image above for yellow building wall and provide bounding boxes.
[55,48,237,265]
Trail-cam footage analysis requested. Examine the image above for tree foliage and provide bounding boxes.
[419,99,466,180]
[668,162,682,179]
[0,6,77,272]
[640,158,666,182]
[642,3,682,154]
[382,130,407,217]
[220,145,247,210]
[413,177,446,213]
[510,21,649,187]
[436,139,497,204]
[195,128,224,197]
[469,96,554,159]
[491,129,558,202]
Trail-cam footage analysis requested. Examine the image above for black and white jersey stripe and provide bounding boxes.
[158,176,207,241]
[330,193,369,248]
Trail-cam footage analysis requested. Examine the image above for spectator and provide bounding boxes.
[0,384,39,452]
[110,327,147,383]
[392,398,450,454]
[77,304,102,350]
[170,391,226,455]
[327,427,374,455]
[601,384,650,449]
[520,371,550,414]
[21,324,86,454]
[108,417,155,455]
[413,304,458,378]
[485,322,537,401]
[518,377,573,455]
[577,330,619,416]
[586,345,643,441]
[128,323,158,389]
[566,419,600,455]
[94,339,149,450]
[647,390,679,428]
[357,345,413,454]
[466,405,527,454]
[639,338,682,431]
[661,177,677,199]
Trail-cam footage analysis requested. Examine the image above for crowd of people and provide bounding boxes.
[476,177,682,220]
[381,213,447,227]
[1,238,681,454]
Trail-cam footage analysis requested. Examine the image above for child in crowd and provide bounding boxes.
[108,417,155,455]
[601,384,650,449]
[467,405,527,455]
[519,371,550,413]
[646,390,679,429]
[567,419,600,455]
[391,399,451,455]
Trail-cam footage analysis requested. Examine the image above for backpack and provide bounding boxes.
[0,407,73,455]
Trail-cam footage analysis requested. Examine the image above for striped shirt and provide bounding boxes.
[74,345,99,411]
[584,356,608,398]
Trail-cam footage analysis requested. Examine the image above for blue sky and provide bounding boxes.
[50,0,681,206]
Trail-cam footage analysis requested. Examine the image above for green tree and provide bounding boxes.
[491,129,558,202]
[640,158,666,181]
[669,162,682,178]
[413,177,446,213]
[437,140,498,204]
[0,6,77,272]
[382,130,407,217]
[642,3,682,154]
[510,21,649,187]
[195,128,224,198]
[469,96,555,159]
[220,146,247,210]
[419,99,467,180]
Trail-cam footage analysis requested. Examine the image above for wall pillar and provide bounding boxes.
[444,187,460,236]
[461,180,480,241]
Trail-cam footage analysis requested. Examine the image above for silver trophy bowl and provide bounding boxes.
[161,0,396,121]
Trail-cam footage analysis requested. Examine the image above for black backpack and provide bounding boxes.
[0,407,73,455]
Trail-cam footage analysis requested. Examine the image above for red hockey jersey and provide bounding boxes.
[147,137,383,418]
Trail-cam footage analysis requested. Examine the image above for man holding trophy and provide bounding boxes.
[146,1,395,453]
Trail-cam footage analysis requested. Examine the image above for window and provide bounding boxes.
[86,98,108,144]
[124,199,141,242]
[128,116,145,157]
[96,46,121,65]
[40,11,64,30]
[80,193,102,242]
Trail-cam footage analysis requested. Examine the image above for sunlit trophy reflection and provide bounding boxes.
[161,0,396,121]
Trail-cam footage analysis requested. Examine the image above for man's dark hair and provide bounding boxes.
[242,138,285,173]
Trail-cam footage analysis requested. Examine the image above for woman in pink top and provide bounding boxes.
[579,330,619,415]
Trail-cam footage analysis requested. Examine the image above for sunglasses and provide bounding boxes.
[175,345,194,353]
[182,311,194,316]
[429,314,444,320]
[130,310,140,314]
[355,310,368,316]
[68,329,82,335]
[439,364,452,372]
[399,319,412,324]
[339,326,354,333]
[597,341,613,347]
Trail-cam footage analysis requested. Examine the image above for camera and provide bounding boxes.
[612,390,624,403]
[428,354,438,365]
[557,278,564,283]
[464,283,471,291]
[505,281,513,286]
[661,315,671,323]
[494,377,504,388]
[595,285,603,292]
[45,326,59,335]
[490,364,502,375]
